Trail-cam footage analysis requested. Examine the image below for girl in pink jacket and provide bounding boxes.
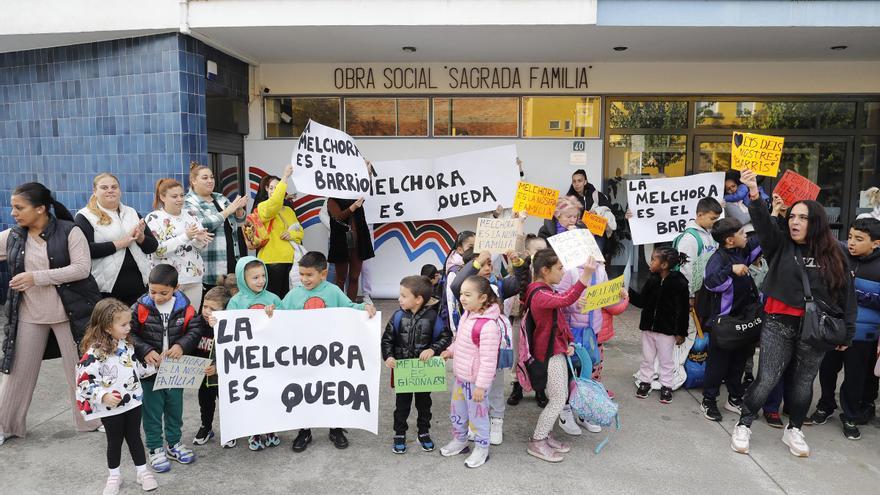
[439,276,501,469]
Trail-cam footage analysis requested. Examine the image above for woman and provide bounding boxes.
[75,173,158,306]
[0,183,102,445]
[327,196,375,301]
[537,196,585,240]
[252,165,304,298]
[185,162,248,292]
[730,169,857,458]
[567,169,610,215]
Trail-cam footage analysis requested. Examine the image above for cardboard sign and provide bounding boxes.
[580,275,625,313]
[214,309,381,444]
[626,173,725,245]
[731,132,785,177]
[581,210,608,236]
[547,228,605,268]
[474,217,520,254]
[153,355,211,390]
[393,357,448,393]
[513,182,559,219]
[291,120,370,200]
[774,169,820,206]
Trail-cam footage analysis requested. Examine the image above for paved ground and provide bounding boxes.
[1,301,878,494]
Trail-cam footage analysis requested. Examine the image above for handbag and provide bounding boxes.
[711,269,764,350]
[524,288,556,394]
[797,252,848,351]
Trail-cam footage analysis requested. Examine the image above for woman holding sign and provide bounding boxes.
[537,196,585,240]
[730,169,856,458]
[327,196,375,301]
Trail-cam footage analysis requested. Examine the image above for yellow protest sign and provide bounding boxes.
[580,275,625,313]
[731,132,784,177]
[513,182,559,220]
[581,211,607,236]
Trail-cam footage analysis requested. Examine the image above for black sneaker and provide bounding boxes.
[392,435,406,454]
[329,428,349,449]
[635,382,651,399]
[291,429,312,452]
[763,412,784,429]
[659,386,673,404]
[192,426,214,445]
[418,433,434,452]
[842,421,861,440]
[742,373,754,390]
[701,399,722,422]
[536,391,549,408]
[507,382,523,406]
[806,408,831,426]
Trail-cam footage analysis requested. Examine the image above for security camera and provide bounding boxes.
[262,87,270,94]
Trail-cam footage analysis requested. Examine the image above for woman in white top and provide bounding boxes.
[144,179,212,310]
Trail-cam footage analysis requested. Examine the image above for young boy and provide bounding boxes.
[281,251,377,452]
[131,264,203,473]
[810,217,880,440]
[382,275,452,454]
[192,286,235,448]
[420,264,443,301]
[673,196,722,298]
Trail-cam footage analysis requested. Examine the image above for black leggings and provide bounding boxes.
[198,378,218,429]
[266,263,293,299]
[101,407,146,469]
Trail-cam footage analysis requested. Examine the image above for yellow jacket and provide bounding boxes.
[256,181,304,264]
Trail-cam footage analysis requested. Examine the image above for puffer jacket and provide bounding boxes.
[381,299,453,360]
[447,304,501,390]
[555,265,605,332]
[130,291,203,362]
[849,247,880,341]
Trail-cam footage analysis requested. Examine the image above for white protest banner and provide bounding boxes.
[474,217,520,254]
[153,355,211,390]
[214,309,381,444]
[547,228,605,268]
[291,120,370,199]
[626,172,725,245]
[363,145,519,222]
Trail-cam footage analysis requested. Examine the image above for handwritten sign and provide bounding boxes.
[292,120,369,200]
[774,169,820,206]
[153,355,212,390]
[580,275,625,313]
[581,211,608,236]
[513,182,559,220]
[393,357,448,393]
[626,173,725,245]
[474,217,519,254]
[547,228,605,268]
[731,132,784,177]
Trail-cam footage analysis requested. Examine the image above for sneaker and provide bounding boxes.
[102,474,122,495]
[659,386,673,404]
[291,429,312,452]
[467,429,475,442]
[97,425,106,433]
[536,391,549,408]
[136,470,158,491]
[730,424,751,454]
[248,435,265,451]
[489,418,503,445]
[329,428,349,449]
[418,433,434,452]
[392,435,406,454]
[724,397,743,414]
[464,446,489,468]
[165,442,195,464]
[148,448,171,473]
[221,439,237,448]
[842,421,861,441]
[806,408,830,426]
[701,399,723,422]
[558,406,582,436]
[192,427,214,445]
[440,437,470,457]
[527,437,563,463]
[0,434,6,446]
[635,382,651,399]
[546,434,571,453]
[575,415,602,433]
[507,382,523,406]
[264,432,281,448]
[763,412,784,429]
[782,427,810,457]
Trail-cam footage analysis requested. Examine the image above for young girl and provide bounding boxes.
[444,230,475,274]
[524,249,596,463]
[145,179,211,310]
[439,275,501,468]
[508,234,549,407]
[630,247,690,404]
[443,231,476,332]
[76,298,158,494]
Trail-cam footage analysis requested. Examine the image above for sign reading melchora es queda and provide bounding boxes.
[332,64,590,91]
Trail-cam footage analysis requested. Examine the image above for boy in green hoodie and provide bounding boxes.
[281,251,377,452]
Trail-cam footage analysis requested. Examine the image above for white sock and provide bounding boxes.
[108,467,120,476]
[135,464,148,474]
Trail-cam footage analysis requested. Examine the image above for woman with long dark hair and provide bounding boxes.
[0,183,102,445]
[730,169,856,458]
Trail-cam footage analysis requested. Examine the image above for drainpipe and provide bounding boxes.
[179,0,191,35]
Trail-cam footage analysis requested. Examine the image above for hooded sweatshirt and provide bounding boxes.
[673,220,718,295]
[281,280,365,310]
[227,256,283,310]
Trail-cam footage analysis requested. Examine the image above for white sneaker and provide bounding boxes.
[730,424,751,454]
[464,446,489,468]
[221,438,237,448]
[102,474,122,495]
[0,433,6,446]
[489,417,503,445]
[467,429,475,442]
[575,415,602,433]
[440,438,469,457]
[558,405,582,436]
[97,425,106,433]
[782,427,810,457]
[136,470,158,491]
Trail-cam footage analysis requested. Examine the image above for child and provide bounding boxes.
[420,264,443,301]
[439,275,502,468]
[192,286,236,448]
[810,217,880,440]
[444,231,476,331]
[76,298,158,494]
[444,230,475,274]
[672,197,721,297]
[226,256,284,451]
[130,265,203,473]
[630,247,691,404]
[281,251,377,452]
[382,275,453,454]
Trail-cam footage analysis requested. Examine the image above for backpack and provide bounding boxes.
[515,285,554,393]
[672,227,713,295]
[243,211,273,251]
[683,308,709,389]
[568,345,620,453]
[569,273,602,368]
[136,301,196,336]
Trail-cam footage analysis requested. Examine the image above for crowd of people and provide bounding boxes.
[0,164,878,492]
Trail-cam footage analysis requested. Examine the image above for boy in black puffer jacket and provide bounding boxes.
[382,275,453,454]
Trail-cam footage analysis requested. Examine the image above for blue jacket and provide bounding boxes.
[703,236,763,324]
[848,247,880,341]
[725,184,769,208]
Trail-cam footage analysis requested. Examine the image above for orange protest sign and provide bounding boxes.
[774,169,820,206]
[731,132,784,177]
[581,211,607,236]
[513,182,559,219]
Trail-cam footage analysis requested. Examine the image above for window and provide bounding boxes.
[695,101,856,129]
[344,98,428,137]
[608,101,687,129]
[265,97,340,138]
[397,99,429,136]
[856,136,880,217]
[864,102,880,129]
[522,96,600,138]
[433,97,518,137]
[606,134,687,178]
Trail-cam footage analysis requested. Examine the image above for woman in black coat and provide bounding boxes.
[327,197,375,301]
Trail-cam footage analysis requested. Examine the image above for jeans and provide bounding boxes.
[702,337,751,403]
[816,340,877,423]
[739,314,824,429]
